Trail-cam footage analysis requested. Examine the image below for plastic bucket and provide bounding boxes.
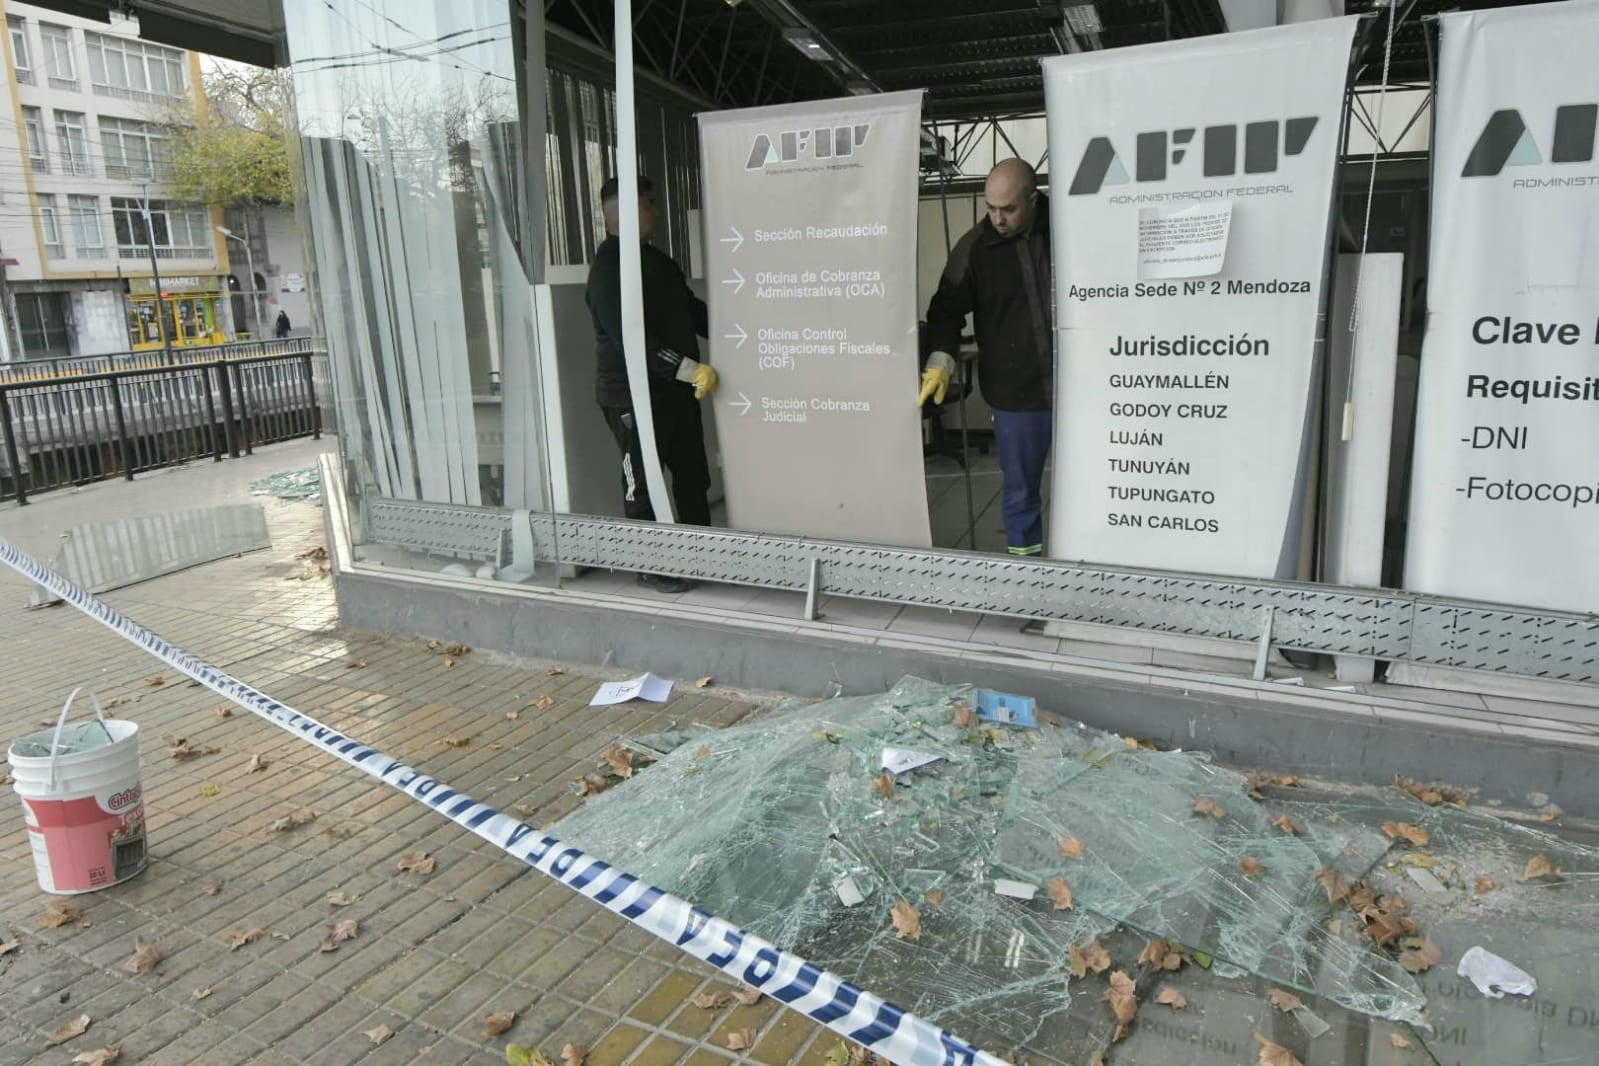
[7,687,147,894]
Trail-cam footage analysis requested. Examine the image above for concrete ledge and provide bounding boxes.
[333,560,1599,819]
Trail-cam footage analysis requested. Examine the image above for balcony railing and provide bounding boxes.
[117,245,213,261]
[47,75,78,91]
[14,67,33,85]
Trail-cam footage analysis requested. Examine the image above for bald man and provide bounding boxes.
[922,159,1055,557]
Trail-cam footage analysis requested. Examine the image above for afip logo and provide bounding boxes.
[1068,117,1319,195]
[1461,105,1597,177]
[746,124,870,170]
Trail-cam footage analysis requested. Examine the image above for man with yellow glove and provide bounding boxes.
[587,176,717,590]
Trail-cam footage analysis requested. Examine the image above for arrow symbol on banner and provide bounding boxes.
[723,324,747,348]
[729,392,752,416]
[719,226,743,253]
[721,268,746,295]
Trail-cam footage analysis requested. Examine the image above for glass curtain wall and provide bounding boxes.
[283,0,555,581]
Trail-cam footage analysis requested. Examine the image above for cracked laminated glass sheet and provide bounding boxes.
[555,678,1431,1050]
[992,725,1426,1024]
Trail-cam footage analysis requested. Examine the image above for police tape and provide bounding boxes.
[0,537,1005,1066]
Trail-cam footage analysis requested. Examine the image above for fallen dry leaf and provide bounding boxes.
[269,809,317,832]
[1253,1031,1303,1066]
[46,1013,92,1046]
[1390,1032,1411,1049]
[925,888,944,906]
[1137,938,1184,972]
[691,991,729,1010]
[1192,796,1227,820]
[191,986,213,1000]
[319,918,359,952]
[364,1025,394,1045]
[440,736,470,748]
[1057,835,1086,859]
[1155,987,1187,1010]
[1240,856,1268,879]
[1314,868,1350,905]
[443,658,455,668]
[1046,877,1074,911]
[576,773,612,797]
[228,928,265,951]
[1397,936,1441,974]
[1382,822,1431,848]
[1271,815,1301,836]
[204,883,222,897]
[397,851,436,875]
[247,754,267,774]
[870,772,896,800]
[1392,774,1466,807]
[1090,1054,1106,1066]
[1524,853,1561,881]
[145,675,166,687]
[505,711,520,721]
[326,891,360,907]
[1267,988,1303,1013]
[120,937,161,974]
[1474,877,1500,895]
[346,659,367,669]
[694,676,713,689]
[70,1048,119,1066]
[890,900,922,941]
[1069,940,1113,978]
[169,743,221,761]
[529,696,555,711]
[694,745,712,760]
[198,784,222,798]
[953,701,978,728]
[215,706,232,719]
[482,1010,517,1038]
[1105,970,1137,1041]
[444,643,470,656]
[562,1043,586,1066]
[512,804,539,819]
[0,940,20,957]
[41,901,81,928]
[547,667,567,676]
[726,1028,757,1052]
[604,746,635,779]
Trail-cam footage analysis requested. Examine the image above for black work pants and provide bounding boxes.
[601,395,711,526]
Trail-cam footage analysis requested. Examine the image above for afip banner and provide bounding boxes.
[699,91,931,548]
[1403,0,1599,614]
[1043,19,1357,577]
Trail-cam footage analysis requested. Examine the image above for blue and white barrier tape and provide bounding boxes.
[1,537,1004,1066]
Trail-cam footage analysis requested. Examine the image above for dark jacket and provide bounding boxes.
[586,235,708,408]
[924,196,1053,411]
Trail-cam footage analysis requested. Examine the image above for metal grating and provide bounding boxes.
[367,497,1599,685]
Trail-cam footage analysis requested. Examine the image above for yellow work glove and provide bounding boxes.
[918,351,957,406]
[691,362,719,400]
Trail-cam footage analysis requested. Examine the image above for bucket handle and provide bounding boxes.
[47,687,112,787]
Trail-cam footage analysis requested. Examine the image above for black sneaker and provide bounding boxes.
[636,572,696,594]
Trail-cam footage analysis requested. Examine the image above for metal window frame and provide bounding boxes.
[362,496,1599,686]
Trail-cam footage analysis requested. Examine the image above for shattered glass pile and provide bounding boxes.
[249,467,322,502]
[557,678,1599,1065]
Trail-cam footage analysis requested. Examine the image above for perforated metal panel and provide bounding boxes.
[367,497,1599,685]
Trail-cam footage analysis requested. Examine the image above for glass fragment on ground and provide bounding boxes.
[554,677,1599,1065]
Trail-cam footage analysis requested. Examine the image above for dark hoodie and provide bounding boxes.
[924,196,1053,411]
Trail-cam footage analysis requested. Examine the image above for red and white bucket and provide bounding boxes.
[7,688,147,894]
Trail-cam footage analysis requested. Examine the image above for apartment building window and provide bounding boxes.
[9,18,32,85]
[100,116,170,180]
[39,195,65,259]
[69,195,103,257]
[41,24,75,89]
[22,107,48,173]
[112,197,210,259]
[86,33,186,102]
[55,111,92,176]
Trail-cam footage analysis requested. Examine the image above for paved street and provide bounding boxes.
[0,442,839,1065]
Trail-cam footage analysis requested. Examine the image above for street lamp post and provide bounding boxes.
[217,225,264,339]
[138,187,173,362]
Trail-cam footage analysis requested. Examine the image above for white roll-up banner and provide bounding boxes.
[699,91,931,548]
[1043,19,1357,577]
[1403,0,1599,614]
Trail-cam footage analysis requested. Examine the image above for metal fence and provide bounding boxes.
[0,337,316,385]
[0,351,323,504]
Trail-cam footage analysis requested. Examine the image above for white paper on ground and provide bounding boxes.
[994,879,1039,901]
[833,877,865,907]
[880,746,943,774]
[590,673,674,706]
[1456,945,1537,998]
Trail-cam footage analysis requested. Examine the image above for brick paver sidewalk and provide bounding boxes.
[0,444,840,1066]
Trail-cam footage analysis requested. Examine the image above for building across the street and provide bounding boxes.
[0,1,234,360]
